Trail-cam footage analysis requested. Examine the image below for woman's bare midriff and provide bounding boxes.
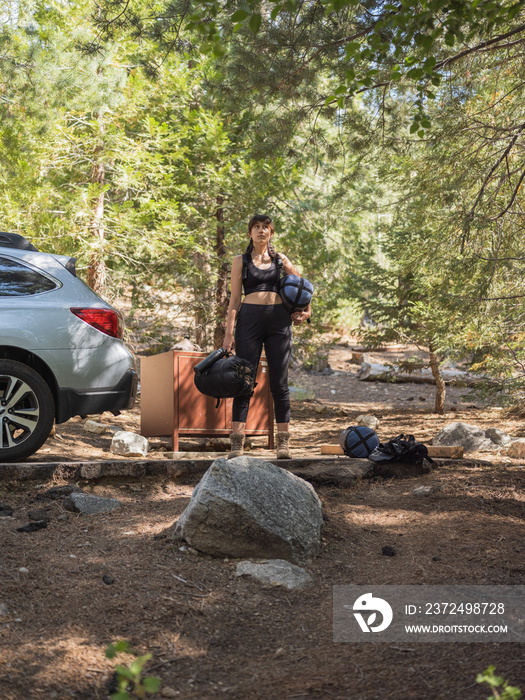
[243,292,282,305]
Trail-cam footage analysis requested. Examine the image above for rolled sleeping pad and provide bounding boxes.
[339,425,380,458]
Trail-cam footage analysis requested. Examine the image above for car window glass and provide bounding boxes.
[0,256,57,296]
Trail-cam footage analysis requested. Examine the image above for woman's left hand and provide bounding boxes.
[291,310,310,325]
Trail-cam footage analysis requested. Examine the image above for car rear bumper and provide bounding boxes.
[56,369,138,423]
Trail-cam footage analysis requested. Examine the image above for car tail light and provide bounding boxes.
[71,308,124,339]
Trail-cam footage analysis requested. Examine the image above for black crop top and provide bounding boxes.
[242,254,280,296]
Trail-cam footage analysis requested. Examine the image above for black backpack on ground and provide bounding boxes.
[368,434,434,465]
[194,349,256,406]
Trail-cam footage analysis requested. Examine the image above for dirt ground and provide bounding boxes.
[1,344,525,699]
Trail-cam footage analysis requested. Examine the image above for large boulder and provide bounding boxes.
[172,456,323,565]
[432,422,493,452]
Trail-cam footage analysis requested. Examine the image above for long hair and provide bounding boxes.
[245,214,277,259]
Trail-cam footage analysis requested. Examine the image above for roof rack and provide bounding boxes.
[0,232,39,251]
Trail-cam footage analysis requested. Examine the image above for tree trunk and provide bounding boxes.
[213,194,229,349]
[87,114,106,294]
[193,250,212,350]
[428,343,446,414]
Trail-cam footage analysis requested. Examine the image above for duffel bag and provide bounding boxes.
[194,352,256,404]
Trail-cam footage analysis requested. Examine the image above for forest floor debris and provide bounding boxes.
[1,343,524,699]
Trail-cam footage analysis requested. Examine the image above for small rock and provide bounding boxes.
[505,439,525,459]
[412,486,434,496]
[382,546,397,557]
[161,689,179,698]
[235,559,312,589]
[356,414,380,430]
[485,428,512,446]
[110,431,149,457]
[18,567,29,574]
[17,521,47,533]
[102,574,115,585]
[314,404,328,414]
[63,493,121,515]
[0,602,9,616]
[83,419,107,435]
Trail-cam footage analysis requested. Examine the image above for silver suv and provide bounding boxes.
[0,232,137,462]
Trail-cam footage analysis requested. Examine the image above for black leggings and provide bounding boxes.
[233,303,292,424]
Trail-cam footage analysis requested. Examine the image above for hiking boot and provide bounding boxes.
[276,431,291,459]
[228,433,245,459]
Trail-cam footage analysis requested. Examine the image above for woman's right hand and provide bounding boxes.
[223,334,234,353]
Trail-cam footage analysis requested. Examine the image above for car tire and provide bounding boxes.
[0,360,55,463]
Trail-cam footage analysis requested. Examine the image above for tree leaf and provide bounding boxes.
[248,13,262,33]
[231,9,249,21]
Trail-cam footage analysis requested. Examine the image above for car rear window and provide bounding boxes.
[0,256,58,296]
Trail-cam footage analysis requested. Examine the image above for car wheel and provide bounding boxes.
[0,360,55,463]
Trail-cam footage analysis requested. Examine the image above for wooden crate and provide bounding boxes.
[141,351,274,450]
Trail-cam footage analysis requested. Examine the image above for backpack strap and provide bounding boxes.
[275,254,284,278]
[242,253,249,281]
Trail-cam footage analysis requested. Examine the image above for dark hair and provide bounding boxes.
[248,214,274,235]
[246,214,277,258]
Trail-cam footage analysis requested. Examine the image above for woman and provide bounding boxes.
[222,214,311,459]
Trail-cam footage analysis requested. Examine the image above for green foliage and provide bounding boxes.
[95,0,525,129]
[477,666,522,700]
[105,641,162,699]
[3,0,525,387]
